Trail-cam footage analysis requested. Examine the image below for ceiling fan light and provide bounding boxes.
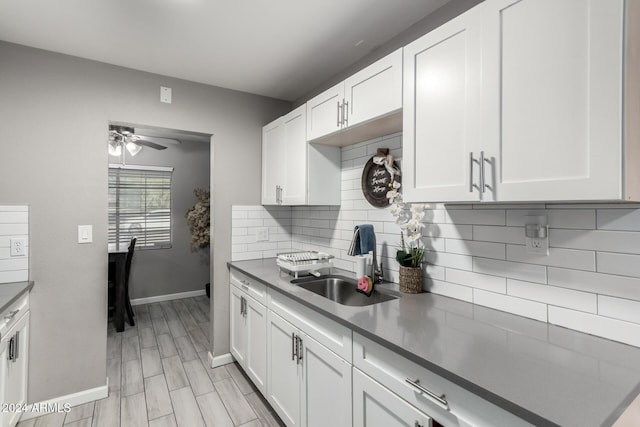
[126,141,142,156]
[108,141,122,156]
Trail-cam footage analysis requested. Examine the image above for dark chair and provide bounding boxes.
[123,237,136,326]
[108,237,136,327]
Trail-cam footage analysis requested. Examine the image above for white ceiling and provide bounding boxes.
[0,0,451,101]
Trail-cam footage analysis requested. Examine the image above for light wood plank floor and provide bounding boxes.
[18,297,284,427]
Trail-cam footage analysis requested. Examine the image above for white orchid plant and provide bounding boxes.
[386,174,426,268]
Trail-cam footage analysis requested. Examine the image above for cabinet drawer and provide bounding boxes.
[353,333,531,427]
[230,269,267,305]
[268,290,352,362]
[0,293,29,339]
[353,368,432,427]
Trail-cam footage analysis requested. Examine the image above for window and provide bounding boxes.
[108,165,173,249]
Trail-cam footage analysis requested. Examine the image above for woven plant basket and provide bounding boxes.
[399,266,422,294]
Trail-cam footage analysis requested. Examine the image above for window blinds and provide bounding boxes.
[108,165,173,249]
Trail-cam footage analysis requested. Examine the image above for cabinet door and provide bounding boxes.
[2,313,29,427]
[299,333,351,427]
[229,285,246,366]
[266,311,300,427]
[403,6,482,203]
[345,48,403,128]
[245,296,267,396]
[306,83,345,141]
[282,105,308,205]
[0,332,8,427]
[353,368,431,427]
[262,118,285,205]
[482,0,623,201]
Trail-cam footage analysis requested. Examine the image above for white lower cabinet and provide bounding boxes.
[353,333,532,427]
[229,272,267,395]
[229,267,532,427]
[0,294,30,427]
[266,310,300,426]
[353,368,431,427]
[266,309,352,427]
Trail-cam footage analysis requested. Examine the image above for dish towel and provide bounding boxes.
[348,224,376,256]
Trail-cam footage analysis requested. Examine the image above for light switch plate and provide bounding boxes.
[78,225,93,244]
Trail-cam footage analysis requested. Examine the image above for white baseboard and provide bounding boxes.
[20,379,109,421]
[131,289,207,306]
[209,351,234,368]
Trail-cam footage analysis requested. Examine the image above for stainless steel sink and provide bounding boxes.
[291,275,399,306]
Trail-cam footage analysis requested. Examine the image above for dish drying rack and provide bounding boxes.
[277,251,334,278]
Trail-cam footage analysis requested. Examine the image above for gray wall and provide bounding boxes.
[0,41,290,402]
[113,138,211,300]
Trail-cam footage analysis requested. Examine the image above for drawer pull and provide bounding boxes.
[4,309,19,321]
[292,333,296,361]
[405,378,448,410]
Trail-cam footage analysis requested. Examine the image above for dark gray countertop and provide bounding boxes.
[0,281,33,315]
[229,258,640,427]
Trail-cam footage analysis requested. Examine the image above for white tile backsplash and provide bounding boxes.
[506,279,597,313]
[473,289,548,322]
[233,133,640,347]
[597,252,640,278]
[552,229,640,254]
[506,245,596,271]
[0,205,29,283]
[549,307,640,348]
[445,269,506,293]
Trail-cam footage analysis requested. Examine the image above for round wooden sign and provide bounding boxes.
[361,157,401,207]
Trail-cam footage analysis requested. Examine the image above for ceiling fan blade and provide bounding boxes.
[134,134,181,146]
[134,139,168,150]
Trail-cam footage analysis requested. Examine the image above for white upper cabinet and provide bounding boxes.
[482,0,625,202]
[403,6,482,203]
[281,106,308,205]
[307,48,403,146]
[306,82,345,142]
[404,0,638,203]
[344,48,403,128]
[262,105,341,206]
[261,119,285,205]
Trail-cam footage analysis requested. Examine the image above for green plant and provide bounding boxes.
[185,188,210,249]
[395,231,425,268]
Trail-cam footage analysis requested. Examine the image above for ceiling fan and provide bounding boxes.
[108,125,181,157]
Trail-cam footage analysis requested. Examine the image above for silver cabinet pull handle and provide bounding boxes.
[414,422,423,427]
[469,152,475,193]
[13,330,19,361]
[296,335,303,363]
[479,151,486,194]
[4,309,19,321]
[482,153,491,193]
[405,378,448,409]
[291,332,298,360]
[337,101,342,127]
[343,100,349,127]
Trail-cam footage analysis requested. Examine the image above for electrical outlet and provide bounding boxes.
[161,86,172,103]
[255,227,269,242]
[10,238,26,257]
[525,215,549,255]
